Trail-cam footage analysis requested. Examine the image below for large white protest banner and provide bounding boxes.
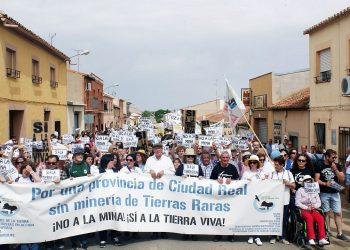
[0,175,284,243]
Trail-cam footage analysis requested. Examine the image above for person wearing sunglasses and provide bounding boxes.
[269,156,295,245]
[295,175,329,246]
[290,153,314,210]
[241,155,264,246]
[38,155,67,183]
[175,148,203,179]
[120,154,142,174]
[315,149,348,241]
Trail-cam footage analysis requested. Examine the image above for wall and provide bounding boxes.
[0,25,68,141]
[182,99,225,117]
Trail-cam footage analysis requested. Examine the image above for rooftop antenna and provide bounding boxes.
[49,33,56,45]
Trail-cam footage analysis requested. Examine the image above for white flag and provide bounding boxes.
[224,78,246,128]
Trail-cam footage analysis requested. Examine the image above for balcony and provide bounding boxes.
[32,75,42,84]
[6,68,21,79]
[315,70,331,83]
[50,80,58,88]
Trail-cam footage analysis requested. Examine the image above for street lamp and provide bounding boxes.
[69,49,90,72]
[104,83,119,96]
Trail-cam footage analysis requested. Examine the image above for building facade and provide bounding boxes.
[103,93,114,130]
[304,7,350,164]
[83,73,103,133]
[249,69,309,144]
[0,12,69,142]
[67,70,85,134]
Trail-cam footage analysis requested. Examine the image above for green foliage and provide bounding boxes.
[142,110,152,117]
[154,109,171,123]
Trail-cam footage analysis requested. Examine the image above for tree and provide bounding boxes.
[154,109,171,123]
[142,110,152,117]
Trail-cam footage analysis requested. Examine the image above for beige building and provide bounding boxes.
[181,99,225,118]
[103,93,114,130]
[249,69,309,144]
[304,7,350,164]
[269,88,310,149]
[67,70,85,134]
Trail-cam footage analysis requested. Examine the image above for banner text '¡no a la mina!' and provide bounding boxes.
[1,174,284,243]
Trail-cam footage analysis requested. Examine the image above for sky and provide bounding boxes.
[1,0,350,111]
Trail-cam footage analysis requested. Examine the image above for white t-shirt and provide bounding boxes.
[144,155,175,175]
[241,168,264,181]
[346,155,350,174]
[261,161,275,177]
[16,176,33,183]
[270,170,295,205]
[120,166,143,174]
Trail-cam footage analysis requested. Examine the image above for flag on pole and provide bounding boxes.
[224,77,246,128]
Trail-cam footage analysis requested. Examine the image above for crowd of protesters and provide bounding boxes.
[1,130,349,249]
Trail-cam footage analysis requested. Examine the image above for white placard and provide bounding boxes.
[81,137,90,144]
[233,137,249,150]
[95,135,110,152]
[41,169,60,183]
[62,134,74,145]
[71,143,84,154]
[183,164,199,176]
[182,134,196,147]
[164,113,182,124]
[123,136,138,148]
[272,144,279,151]
[198,135,213,147]
[163,145,169,156]
[51,149,68,160]
[0,157,18,180]
[139,117,153,131]
[304,182,320,194]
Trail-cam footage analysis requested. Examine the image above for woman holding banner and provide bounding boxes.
[269,155,295,245]
[98,154,121,247]
[241,155,264,246]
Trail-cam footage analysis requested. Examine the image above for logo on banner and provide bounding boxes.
[0,199,19,217]
[253,195,276,213]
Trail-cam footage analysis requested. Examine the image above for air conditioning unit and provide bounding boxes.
[85,82,91,91]
[341,77,350,96]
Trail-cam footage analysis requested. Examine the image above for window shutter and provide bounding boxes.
[320,48,331,72]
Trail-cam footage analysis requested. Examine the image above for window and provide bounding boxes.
[316,48,331,83]
[6,48,20,78]
[315,123,326,146]
[103,101,108,111]
[32,59,42,84]
[50,66,58,88]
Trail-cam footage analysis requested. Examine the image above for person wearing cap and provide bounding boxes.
[175,148,204,178]
[64,147,90,250]
[145,143,175,240]
[241,155,264,246]
[144,143,175,179]
[269,155,295,245]
[240,151,252,178]
[295,175,329,246]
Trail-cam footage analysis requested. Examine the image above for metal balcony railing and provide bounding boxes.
[6,68,21,78]
[32,75,42,84]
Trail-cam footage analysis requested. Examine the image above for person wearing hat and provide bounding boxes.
[135,149,148,172]
[269,155,295,245]
[144,142,175,240]
[175,148,204,178]
[240,151,252,178]
[241,154,264,246]
[295,175,329,246]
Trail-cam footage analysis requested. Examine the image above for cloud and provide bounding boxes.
[2,0,349,110]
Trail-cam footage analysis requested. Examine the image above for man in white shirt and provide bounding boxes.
[144,143,175,179]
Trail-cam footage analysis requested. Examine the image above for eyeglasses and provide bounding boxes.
[16,161,24,164]
[297,159,306,163]
[259,158,265,162]
[281,154,287,157]
[291,152,297,155]
[46,162,56,165]
[126,159,134,162]
[250,161,258,164]
[332,156,337,159]
[187,155,195,158]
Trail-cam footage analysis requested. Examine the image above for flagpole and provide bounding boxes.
[224,76,272,163]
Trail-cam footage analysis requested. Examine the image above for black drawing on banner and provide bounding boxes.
[2,202,18,214]
[254,195,274,211]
